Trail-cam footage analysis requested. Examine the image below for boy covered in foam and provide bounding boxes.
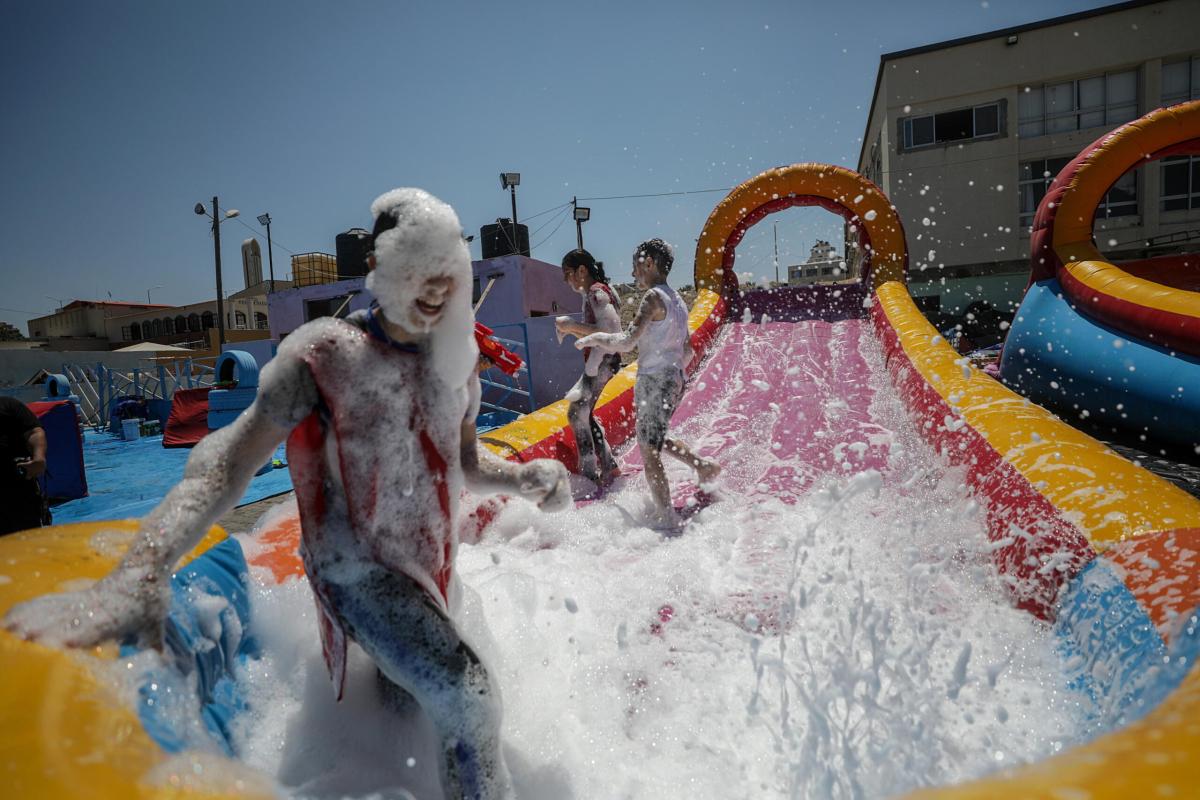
[576,238,719,529]
[4,188,569,800]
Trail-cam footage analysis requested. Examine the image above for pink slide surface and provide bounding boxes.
[621,318,892,506]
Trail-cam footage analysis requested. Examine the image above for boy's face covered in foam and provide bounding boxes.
[367,189,471,336]
[366,188,478,389]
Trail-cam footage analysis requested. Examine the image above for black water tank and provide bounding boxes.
[480,218,530,259]
[336,228,372,278]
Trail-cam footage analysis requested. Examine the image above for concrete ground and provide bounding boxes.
[217,491,293,534]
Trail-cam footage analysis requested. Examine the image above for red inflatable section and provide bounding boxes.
[163,387,213,449]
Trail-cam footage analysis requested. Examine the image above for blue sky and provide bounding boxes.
[0,0,1112,331]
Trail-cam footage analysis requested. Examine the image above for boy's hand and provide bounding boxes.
[3,564,170,649]
[516,460,571,512]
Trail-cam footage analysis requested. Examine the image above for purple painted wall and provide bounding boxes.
[474,255,583,411]
[268,277,370,340]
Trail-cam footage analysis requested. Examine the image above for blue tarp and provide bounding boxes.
[51,430,292,524]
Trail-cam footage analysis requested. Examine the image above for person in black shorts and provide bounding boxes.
[0,396,48,535]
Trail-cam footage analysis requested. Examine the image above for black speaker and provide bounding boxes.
[480,219,530,259]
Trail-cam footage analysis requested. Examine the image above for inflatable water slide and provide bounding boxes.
[2,106,1199,798]
[1000,101,1200,453]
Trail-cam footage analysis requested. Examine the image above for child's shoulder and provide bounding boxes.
[589,283,616,303]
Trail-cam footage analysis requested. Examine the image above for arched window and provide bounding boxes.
[130,325,142,341]
[234,311,247,329]
[254,312,268,329]
[163,317,174,335]
[188,313,201,332]
[151,319,163,337]
[140,321,152,339]
[201,311,215,330]
[175,315,187,333]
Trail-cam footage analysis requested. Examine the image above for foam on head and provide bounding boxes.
[367,188,477,389]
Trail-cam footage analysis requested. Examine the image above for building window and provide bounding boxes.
[1020,156,1139,229]
[305,295,350,322]
[1162,56,1200,106]
[1161,156,1200,211]
[121,326,132,341]
[901,101,1003,149]
[201,311,215,329]
[234,311,247,329]
[163,317,174,335]
[1018,70,1138,137]
[188,313,201,332]
[141,321,153,339]
[175,315,187,332]
[254,312,269,329]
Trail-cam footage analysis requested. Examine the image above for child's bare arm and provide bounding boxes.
[3,343,317,649]
[460,378,570,511]
[575,290,664,354]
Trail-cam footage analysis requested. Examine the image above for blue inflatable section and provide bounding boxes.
[1055,558,1200,734]
[121,537,259,756]
[999,278,1200,449]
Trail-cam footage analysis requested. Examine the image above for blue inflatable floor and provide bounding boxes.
[51,430,292,524]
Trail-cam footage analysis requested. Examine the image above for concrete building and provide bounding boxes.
[27,300,172,350]
[106,297,271,349]
[787,239,845,285]
[242,238,263,288]
[857,0,1200,325]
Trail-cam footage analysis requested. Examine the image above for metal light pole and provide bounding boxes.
[257,213,276,293]
[773,222,780,286]
[195,197,240,349]
[572,198,591,250]
[500,172,521,254]
[147,285,162,304]
[211,197,226,347]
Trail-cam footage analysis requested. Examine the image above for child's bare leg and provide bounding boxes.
[327,567,513,799]
[663,438,720,484]
[639,440,673,519]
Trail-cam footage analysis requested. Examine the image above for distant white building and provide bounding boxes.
[856,0,1200,320]
[787,239,845,285]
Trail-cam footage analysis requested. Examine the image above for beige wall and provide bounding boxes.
[105,297,271,344]
[859,0,1200,312]
[27,303,166,340]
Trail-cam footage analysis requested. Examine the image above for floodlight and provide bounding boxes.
[573,206,591,222]
[500,172,521,189]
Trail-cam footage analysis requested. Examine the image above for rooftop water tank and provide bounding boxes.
[480,219,530,259]
[336,228,372,279]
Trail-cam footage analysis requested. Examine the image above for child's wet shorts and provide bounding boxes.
[634,367,684,450]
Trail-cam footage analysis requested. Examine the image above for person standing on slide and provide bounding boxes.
[576,238,720,528]
[555,248,623,490]
[4,188,570,800]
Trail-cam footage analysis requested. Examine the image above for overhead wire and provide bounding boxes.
[530,205,573,252]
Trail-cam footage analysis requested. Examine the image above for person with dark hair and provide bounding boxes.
[555,248,623,489]
[5,188,571,800]
[576,239,719,528]
[0,396,48,535]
